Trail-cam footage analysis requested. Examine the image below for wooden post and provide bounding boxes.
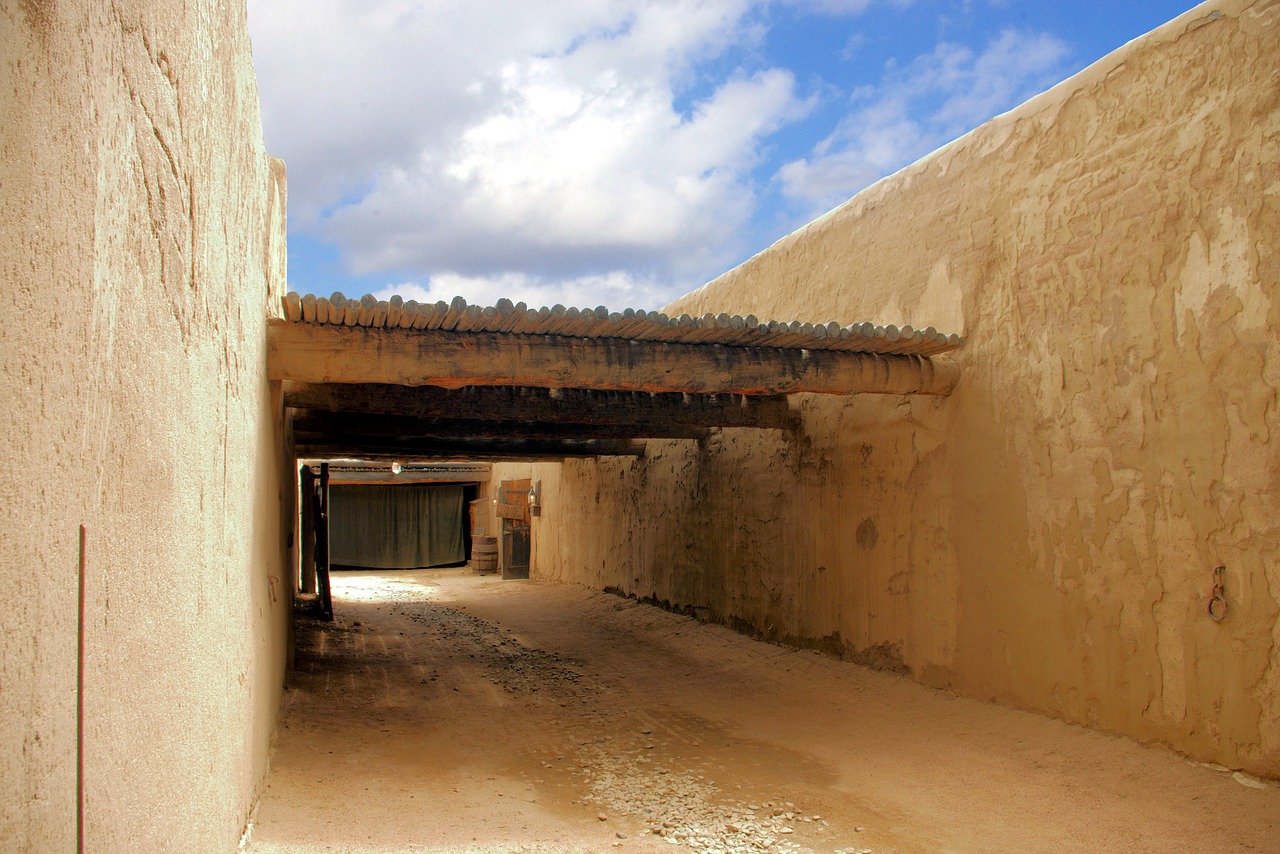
[299,466,317,595]
[317,463,333,621]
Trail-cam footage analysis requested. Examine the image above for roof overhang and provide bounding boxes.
[272,294,964,463]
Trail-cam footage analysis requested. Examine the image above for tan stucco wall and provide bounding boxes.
[496,0,1280,776]
[1,1,290,850]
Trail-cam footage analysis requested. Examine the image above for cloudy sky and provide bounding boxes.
[246,0,1196,310]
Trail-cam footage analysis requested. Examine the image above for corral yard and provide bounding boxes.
[246,570,1278,853]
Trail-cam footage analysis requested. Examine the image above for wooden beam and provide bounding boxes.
[291,412,710,441]
[283,383,796,430]
[267,322,959,396]
[309,462,492,485]
[300,451,611,463]
[294,437,646,460]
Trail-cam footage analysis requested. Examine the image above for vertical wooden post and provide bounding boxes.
[299,466,317,595]
[317,463,333,621]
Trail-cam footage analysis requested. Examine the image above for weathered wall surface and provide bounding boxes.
[497,0,1280,776]
[0,1,290,850]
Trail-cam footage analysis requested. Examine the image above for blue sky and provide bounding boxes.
[246,0,1199,311]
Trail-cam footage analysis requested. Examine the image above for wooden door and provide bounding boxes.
[498,479,531,579]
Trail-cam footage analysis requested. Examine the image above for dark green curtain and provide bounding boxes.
[329,483,465,569]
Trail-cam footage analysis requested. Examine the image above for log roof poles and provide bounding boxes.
[281,292,963,357]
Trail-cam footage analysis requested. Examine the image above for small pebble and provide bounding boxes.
[598,813,608,821]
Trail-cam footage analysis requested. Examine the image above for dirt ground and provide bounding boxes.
[244,569,1278,854]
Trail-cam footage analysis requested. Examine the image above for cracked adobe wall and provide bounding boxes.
[0,0,291,849]
[496,0,1280,776]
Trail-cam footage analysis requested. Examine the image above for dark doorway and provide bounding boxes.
[499,479,532,579]
[328,482,466,570]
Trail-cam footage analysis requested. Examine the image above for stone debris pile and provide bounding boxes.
[406,601,584,695]
[575,734,840,853]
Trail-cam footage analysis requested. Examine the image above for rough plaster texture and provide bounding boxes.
[495,0,1280,776]
[1,1,290,850]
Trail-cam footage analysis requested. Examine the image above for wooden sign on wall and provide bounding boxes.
[496,502,526,521]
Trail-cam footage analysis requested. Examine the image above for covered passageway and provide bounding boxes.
[270,293,964,601]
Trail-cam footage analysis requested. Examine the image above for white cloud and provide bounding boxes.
[247,0,643,226]
[780,0,880,13]
[777,28,1069,212]
[247,0,813,302]
[333,62,802,277]
[318,66,807,294]
[376,270,673,312]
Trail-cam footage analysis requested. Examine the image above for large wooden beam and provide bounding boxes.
[291,413,710,441]
[299,450,586,463]
[267,322,959,396]
[294,437,646,461]
[283,383,797,430]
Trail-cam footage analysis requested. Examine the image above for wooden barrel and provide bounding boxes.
[471,535,498,574]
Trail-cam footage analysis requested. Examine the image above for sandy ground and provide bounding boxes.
[244,569,1278,854]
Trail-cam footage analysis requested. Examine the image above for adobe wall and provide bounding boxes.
[0,1,290,850]
[496,0,1280,776]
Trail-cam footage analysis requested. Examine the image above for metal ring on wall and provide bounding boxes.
[1208,565,1227,623]
[1208,593,1228,623]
